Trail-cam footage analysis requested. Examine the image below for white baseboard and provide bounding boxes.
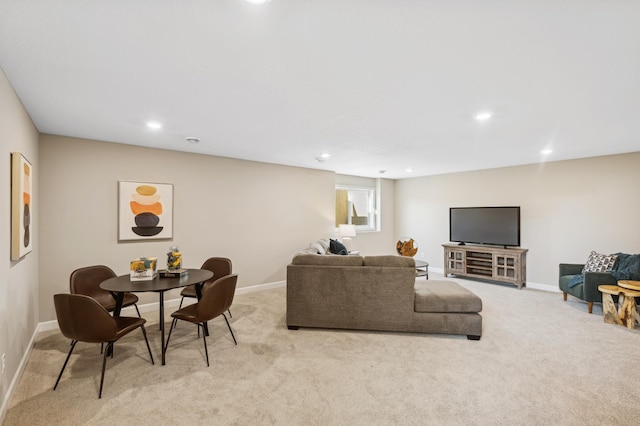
[1,280,286,424]
[0,318,41,425]
[524,281,560,292]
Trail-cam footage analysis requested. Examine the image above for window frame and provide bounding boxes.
[335,184,377,232]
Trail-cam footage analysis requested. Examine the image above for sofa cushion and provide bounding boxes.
[291,253,363,266]
[582,251,617,273]
[363,256,415,268]
[414,280,482,313]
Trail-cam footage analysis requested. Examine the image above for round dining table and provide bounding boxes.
[100,268,213,365]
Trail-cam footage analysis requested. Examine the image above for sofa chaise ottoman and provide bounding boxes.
[286,254,482,339]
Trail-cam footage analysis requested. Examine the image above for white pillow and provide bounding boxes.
[309,241,326,254]
[317,238,330,252]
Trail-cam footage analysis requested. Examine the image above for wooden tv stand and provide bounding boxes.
[443,244,528,289]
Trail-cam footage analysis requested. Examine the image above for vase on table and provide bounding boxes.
[166,246,182,271]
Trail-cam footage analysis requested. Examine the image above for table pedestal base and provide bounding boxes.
[599,285,640,329]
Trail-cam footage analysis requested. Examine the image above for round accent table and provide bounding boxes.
[598,283,640,329]
[618,280,640,291]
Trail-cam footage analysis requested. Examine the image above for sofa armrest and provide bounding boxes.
[583,272,618,302]
[559,263,584,277]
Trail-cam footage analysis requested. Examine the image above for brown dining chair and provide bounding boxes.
[70,265,141,317]
[53,293,154,398]
[177,257,232,311]
[164,274,238,366]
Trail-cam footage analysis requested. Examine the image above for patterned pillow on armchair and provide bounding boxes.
[581,251,617,273]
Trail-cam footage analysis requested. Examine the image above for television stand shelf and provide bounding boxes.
[443,244,528,289]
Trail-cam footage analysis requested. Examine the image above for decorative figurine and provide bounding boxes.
[166,246,182,270]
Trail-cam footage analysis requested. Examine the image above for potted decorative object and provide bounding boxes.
[159,246,188,278]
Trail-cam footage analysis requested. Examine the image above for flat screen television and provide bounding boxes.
[449,206,521,247]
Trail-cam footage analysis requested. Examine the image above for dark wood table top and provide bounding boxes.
[100,268,213,293]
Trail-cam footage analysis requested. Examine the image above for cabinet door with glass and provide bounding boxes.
[445,249,465,274]
[494,254,518,282]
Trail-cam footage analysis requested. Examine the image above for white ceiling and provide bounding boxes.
[1,0,639,179]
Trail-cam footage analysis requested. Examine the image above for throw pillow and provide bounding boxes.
[611,253,640,281]
[582,251,617,273]
[317,238,330,253]
[309,241,326,254]
[329,239,349,255]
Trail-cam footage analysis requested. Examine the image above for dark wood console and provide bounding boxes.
[443,244,528,289]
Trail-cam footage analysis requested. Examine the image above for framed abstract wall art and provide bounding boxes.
[118,181,173,241]
[11,152,33,260]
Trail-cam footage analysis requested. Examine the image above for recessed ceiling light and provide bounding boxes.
[474,111,493,121]
[405,168,413,173]
[146,121,163,130]
[541,149,553,155]
[245,0,271,4]
[186,137,200,144]
[320,153,331,158]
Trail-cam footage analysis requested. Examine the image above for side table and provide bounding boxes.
[618,280,640,291]
[415,259,429,279]
[598,284,640,329]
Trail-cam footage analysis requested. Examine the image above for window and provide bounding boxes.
[335,185,377,232]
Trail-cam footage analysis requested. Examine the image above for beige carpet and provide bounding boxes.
[4,274,640,425]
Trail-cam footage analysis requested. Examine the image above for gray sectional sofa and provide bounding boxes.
[286,253,483,339]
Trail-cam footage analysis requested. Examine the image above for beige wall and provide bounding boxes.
[0,68,39,412]
[39,135,336,321]
[395,152,640,287]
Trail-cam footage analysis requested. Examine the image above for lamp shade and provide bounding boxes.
[338,224,357,238]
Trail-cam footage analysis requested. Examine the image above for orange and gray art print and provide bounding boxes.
[118,181,173,241]
[11,152,33,260]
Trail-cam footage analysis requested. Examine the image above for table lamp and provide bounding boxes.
[338,224,357,252]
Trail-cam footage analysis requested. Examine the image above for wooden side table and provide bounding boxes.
[618,280,640,291]
[598,284,640,329]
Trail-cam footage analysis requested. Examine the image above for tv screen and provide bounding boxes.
[449,207,520,247]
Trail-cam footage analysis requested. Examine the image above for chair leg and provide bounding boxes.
[99,343,112,398]
[140,324,155,365]
[222,313,237,345]
[588,302,593,314]
[165,318,178,356]
[562,292,567,301]
[200,323,209,367]
[54,340,78,390]
[134,303,142,318]
[170,298,186,333]
[228,309,232,319]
